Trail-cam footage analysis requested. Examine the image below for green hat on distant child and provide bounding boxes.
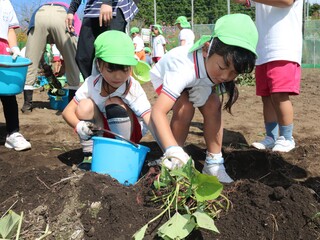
[94,30,138,66]
[130,27,140,35]
[189,13,258,56]
[174,16,191,29]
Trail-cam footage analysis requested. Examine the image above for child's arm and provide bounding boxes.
[7,28,21,59]
[62,100,80,129]
[151,94,179,150]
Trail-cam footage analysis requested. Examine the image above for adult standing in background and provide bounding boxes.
[66,0,139,80]
[174,16,195,48]
[21,2,82,113]
[234,0,303,152]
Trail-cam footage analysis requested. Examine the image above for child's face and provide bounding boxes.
[204,53,238,85]
[152,28,159,35]
[98,61,131,88]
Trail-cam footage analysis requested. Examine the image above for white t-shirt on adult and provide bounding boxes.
[178,29,195,48]
[75,74,151,135]
[150,46,213,101]
[255,1,303,65]
[132,35,145,52]
[0,0,19,41]
[152,35,166,58]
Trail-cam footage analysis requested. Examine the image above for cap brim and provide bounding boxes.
[189,35,212,53]
[216,35,258,56]
[100,56,138,66]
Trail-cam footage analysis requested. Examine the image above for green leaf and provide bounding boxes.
[132,224,148,240]
[0,210,21,238]
[193,210,220,233]
[194,173,223,202]
[157,212,196,239]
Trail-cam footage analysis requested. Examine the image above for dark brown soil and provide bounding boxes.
[0,68,319,239]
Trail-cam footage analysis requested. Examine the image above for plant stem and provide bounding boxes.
[146,184,178,225]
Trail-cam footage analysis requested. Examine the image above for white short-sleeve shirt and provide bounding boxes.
[152,35,166,58]
[150,46,214,101]
[178,29,195,48]
[255,1,303,65]
[75,74,151,133]
[132,35,145,52]
[0,0,19,40]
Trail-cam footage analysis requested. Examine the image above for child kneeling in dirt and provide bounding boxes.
[150,14,258,183]
[62,30,154,170]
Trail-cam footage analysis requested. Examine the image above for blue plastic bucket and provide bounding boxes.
[48,89,69,111]
[0,55,32,95]
[91,136,150,186]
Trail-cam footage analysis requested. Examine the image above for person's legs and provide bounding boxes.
[75,98,104,170]
[23,6,50,112]
[252,64,277,149]
[50,6,80,90]
[199,93,233,183]
[269,61,300,152]
[0,96,31,151]
[75,18,97,80]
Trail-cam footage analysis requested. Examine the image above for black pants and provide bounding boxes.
[75,9,126,79]
[0,96,19,135]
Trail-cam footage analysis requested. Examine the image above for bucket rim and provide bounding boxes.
[0,55,32,68]
[92,136,150,152]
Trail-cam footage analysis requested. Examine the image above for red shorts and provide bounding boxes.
[0,39,10,55]
[152,57,161,63]
[102,113,142,144]
[255,61,301,96]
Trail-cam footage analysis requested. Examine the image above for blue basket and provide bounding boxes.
[91,137,150,186]
[0,55,32,95]
[48,89,69,111]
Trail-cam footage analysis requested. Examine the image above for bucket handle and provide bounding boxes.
[93,128,139,148]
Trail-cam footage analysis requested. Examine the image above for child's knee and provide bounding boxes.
[76,99,95,119]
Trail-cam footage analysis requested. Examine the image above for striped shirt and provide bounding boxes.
[68,0,138,22]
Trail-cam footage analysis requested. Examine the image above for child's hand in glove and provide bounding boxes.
[76,121,97,140]
[188,85,212,107]
[10,46,22,60]
[162,146,190,170]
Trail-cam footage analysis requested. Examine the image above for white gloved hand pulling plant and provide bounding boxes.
[162,146,190,170]
[188,85,212,107]
[76,121,96,140]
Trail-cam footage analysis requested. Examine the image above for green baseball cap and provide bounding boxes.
[174,16,191,29]
[144,47,151,53]
[152,24,163,34]
[130,27,140,35]
[189,13,258,56]
[94,30,138,66]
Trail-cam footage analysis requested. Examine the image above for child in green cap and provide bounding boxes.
[150,13,258,183]
[62,30,153,170]
[174,16,195,47]
[151,24,166,63]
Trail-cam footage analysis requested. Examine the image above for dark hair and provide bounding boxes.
[208,38,256,113]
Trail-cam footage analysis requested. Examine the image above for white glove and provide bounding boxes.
[76,121,96,140]
[10,46,22,60]
[188,85,212,107]
[162,146,190,170]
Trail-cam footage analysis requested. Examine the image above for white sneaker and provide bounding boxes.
[202,163,234,183]
[272,136,295,152]
[5,132,31,151]
[251,136,275,150]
